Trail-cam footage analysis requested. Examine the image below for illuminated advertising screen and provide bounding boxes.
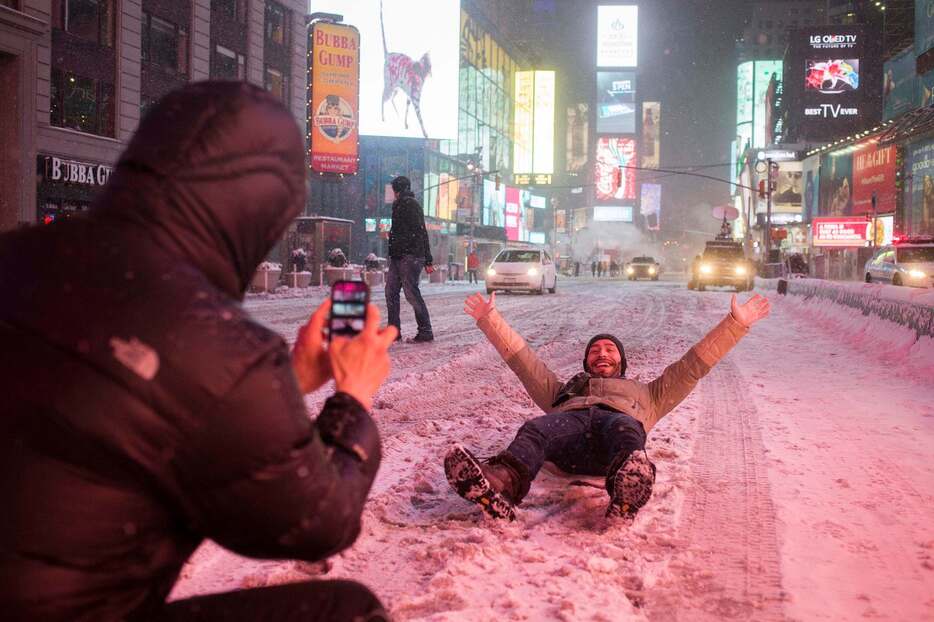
[883,48,915,121]
[309,22,360,174]
[917,1,934,58]
[513,71,555,184]
[505,187,521,241]
[597,5,638,67]
[802,155,820,222]
[312,0,459,139]
[593,205,634,222]
[566,103,589,174]
[852,142,896,215]
[753,61,782,148]
[812,217,870,247]
[482,178,505,228]
[532,70,555,178]
[788,26,880,141]
[596,72,636,134]
[905,138,934,236]
[770,161,802,214]
[640,183,661,230]
[514,71,534,176]
[641,102,660,169]
[819,149,854,216]
[595,137,636,202]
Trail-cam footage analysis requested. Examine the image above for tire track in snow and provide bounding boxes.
[644,293,786,621]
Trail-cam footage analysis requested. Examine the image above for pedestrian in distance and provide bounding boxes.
[467,249,481,284]
[386,175,435,343]
[445,290,771,521]
[591,260,597,277]
[0,81,396,621]
[574,261,580,277]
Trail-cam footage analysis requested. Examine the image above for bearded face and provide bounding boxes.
[586,339,622,378]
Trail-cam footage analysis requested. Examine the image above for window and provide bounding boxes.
[211,44,245,79]
[264,66,288,102]
[141,13,189,75]
[265,1,288,47]
[50,68,115,136]
[211,0,247,22]
[52,0,115,46]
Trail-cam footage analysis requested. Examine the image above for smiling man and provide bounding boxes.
[445,291,770,521]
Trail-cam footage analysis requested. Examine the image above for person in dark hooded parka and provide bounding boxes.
[0,82,395,621]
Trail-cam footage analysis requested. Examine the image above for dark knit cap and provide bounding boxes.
[583,333,627,377]
[391,175,411,193]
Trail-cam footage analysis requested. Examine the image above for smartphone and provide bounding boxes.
[328,280,369,341]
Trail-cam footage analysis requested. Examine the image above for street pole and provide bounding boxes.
[765,158,775,264]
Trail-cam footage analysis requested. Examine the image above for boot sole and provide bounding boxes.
[606,452,656,518]
[444,444,516,521]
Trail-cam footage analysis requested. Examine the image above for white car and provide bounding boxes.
[486,249,558,295]
[864,239,934,288]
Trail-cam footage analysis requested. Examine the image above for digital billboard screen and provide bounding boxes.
[789,26,880,141]
[641,102,660,169]
[596,72,636,134]
[312,0,459,139]
[594,205,634,222]
[566,103,590,174]
[640,183,661,230]
[513,71,555,183]
[595,137,636,202]
[597,5,638,67]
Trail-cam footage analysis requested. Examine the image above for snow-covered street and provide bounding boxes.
[171,278,934,622]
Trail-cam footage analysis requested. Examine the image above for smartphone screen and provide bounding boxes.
[329,280,369,340]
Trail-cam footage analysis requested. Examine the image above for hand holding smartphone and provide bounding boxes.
[328,280,369,341]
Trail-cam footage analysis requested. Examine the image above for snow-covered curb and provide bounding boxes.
[756,277,934,375]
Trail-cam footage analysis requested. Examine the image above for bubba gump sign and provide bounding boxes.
[41,155,113,187]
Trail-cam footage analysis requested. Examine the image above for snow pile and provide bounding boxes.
[757,278,934,376]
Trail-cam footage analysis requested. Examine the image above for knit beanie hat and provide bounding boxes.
[583,333,627,377]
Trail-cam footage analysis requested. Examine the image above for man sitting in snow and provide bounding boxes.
[444,291,770,520]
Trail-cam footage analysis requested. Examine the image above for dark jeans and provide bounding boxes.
[386,255,432,337]
[467,269,478,284]
[504,407,647,500]
[135,580,388,621]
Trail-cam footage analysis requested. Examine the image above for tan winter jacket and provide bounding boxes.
[476,308,748,433]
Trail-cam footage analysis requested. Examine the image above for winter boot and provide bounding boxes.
[444,444,519,521]
[605,450,656,519]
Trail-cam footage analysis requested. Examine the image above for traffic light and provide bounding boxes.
[613,167,623,190]
[758,179,766,199]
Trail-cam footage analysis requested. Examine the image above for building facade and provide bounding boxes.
[737,0,827,62]
[0,0,307,232]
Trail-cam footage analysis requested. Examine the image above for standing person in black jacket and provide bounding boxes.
[0,82,396,622]
[386,175,434,343]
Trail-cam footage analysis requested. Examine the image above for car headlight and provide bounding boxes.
[487,268,496,276]
[626,267,635,274]
[648,267,656,274]
[735,265,747,275]
[527,267,538,276]
[700,264,713,274]
[908,269,927,279]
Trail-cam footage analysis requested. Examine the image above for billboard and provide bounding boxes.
[641,102,660,169]
[595,137,637,202]
[566,103,589,174]
[594,205,634,222]
[754,61,782,148]
[916,1,934,59]
[309,22,360,174]
[640,183,661,230]
[852,141,896,215]
[819,149,854,216]
[787,26,880,141]
[312,0,459,139]
[597,5,638,67]
[772,161,802,213]
[482,178,505,228]
[505,187,521,241]
[596,72,636,133]
[905,138,934,236]
[883,48,916,121]
[812,217,870,247]
[802,155,820,222]
[513,70,555,184]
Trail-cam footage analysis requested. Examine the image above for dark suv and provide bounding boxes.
[693,241,753,292]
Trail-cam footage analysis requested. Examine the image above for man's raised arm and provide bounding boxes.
[464,292,561,412]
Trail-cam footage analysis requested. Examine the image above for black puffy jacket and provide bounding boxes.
[0,82,381,621]
[388,190,433,265]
